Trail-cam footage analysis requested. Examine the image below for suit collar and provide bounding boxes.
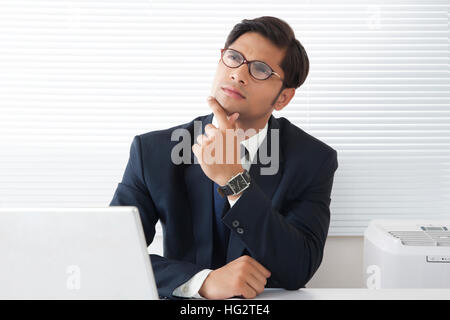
[211,115,269,164]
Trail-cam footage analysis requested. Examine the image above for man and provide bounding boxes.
[110,16,338,299]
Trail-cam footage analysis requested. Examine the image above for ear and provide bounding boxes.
[274,87,296,111]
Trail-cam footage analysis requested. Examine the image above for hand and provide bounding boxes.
[192,96,245,186]
[198,255,271,300]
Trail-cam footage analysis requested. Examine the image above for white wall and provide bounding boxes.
[307,236,365,288]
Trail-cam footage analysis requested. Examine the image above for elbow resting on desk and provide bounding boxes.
[268,233,325,291]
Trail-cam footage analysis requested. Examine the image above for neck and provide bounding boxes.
[233,113,271,140]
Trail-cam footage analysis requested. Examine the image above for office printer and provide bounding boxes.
[364,219,450,288]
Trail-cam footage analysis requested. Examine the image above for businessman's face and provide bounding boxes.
[210,32,289,124]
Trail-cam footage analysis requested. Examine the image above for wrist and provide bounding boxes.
[198,270,214,299]
[227,193,242,202]
[217,166,245,186]
[217,168,251,198]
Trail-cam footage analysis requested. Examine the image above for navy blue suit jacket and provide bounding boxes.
[110,112,338,299]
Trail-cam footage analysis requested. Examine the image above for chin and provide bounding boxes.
[215,95,242,116]
[222,104,240,117]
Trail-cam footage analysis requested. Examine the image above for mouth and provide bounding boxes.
[221,86,246,100]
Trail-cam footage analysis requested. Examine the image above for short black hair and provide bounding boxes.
[224,16,309,90]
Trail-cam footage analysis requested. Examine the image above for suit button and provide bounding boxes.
[237,227,244,234]
[232,220,239,227]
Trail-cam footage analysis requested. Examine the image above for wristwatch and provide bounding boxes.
[217,169,251,197]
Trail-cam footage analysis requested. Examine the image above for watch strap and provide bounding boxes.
[217,184,233,197]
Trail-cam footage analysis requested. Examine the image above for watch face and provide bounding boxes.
[230,174,248,194]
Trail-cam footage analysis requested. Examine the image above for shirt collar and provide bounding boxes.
[211,115,268,163]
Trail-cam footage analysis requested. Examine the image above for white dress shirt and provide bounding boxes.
[172,115,268,298]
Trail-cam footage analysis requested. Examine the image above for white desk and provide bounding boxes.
[245,288,450,300]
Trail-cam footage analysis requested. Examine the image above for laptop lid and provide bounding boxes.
[0,206,159,300]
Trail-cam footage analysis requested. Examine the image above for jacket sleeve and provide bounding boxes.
[109,136,204,299]
[222,150,338,290]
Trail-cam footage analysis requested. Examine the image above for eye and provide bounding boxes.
[256,65,269,74]
[252,62,271,75]
[227,53,240,61]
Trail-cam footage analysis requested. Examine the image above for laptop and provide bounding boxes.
[0,207,159,300]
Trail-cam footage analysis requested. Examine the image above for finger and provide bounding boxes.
[207,96,232,130]
[241,261,269,290]
[226,112,240,127]
[196,134,203,146]
[196,134,211,146]
[245,273,266,295]
[205,123,217,131]
[246,257,271,278]
[192,144,202,163]
[248,265,268,286]
[204,124,218,139]
[240,283,257,299]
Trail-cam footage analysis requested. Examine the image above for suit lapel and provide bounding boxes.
[184,113,214,268]
[226,115,284,262]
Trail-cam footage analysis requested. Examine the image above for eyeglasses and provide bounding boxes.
[220,48,283,81]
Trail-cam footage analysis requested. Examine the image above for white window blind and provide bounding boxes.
[0,0,449,236]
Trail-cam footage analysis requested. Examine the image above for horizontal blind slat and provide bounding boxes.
[1,0,449,236]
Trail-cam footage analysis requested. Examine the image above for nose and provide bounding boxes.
[229,64,249,85]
